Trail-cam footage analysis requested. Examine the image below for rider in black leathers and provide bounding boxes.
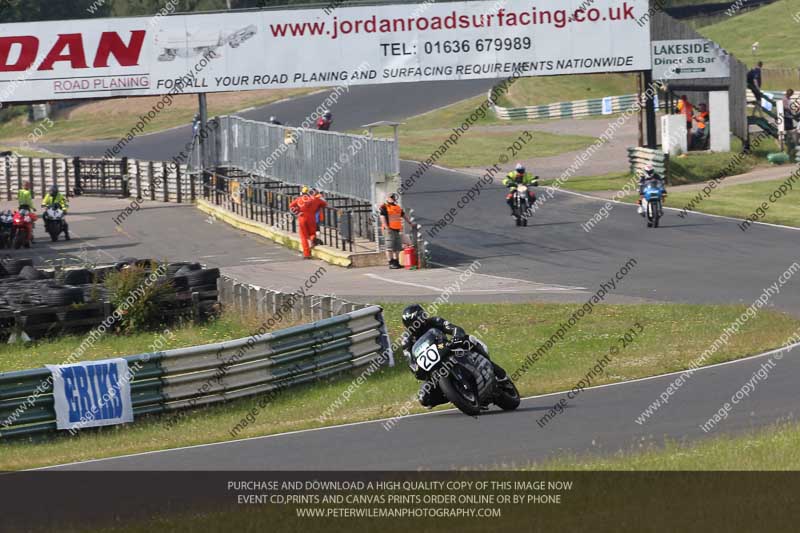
[401,304,509,408]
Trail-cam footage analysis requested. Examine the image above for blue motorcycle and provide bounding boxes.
[641,179,665,228]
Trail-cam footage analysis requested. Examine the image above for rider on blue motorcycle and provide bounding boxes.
[637,165,667,216]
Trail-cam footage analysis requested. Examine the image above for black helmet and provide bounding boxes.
[49,184,59,195]
[402,304,427,331]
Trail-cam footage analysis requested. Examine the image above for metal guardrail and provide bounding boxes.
[218,275,370,321]
[195,115,397,204]
[0,304,390,438]
[628,147,670,184]
[203,171,379,253]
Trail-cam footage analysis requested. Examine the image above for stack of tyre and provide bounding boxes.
[0,257,221,340]
[167,261,220,317]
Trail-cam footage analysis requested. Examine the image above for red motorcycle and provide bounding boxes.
[12,209,36,249]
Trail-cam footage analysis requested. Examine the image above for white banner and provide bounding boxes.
[652,39,731,80]
[0,0,651,102]
[47,358,134,431]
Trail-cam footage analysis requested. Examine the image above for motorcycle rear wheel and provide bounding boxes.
[439,364,482,416]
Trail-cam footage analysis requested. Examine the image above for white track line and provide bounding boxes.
[365,272,579,293]
[430,261,587,291]
[364,273,444,292]
[31,341,800,472]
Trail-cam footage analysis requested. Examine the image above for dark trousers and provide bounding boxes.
[748,82,763,104]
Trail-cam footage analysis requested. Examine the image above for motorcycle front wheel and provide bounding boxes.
[652,199,661,228]
[439,364,482,416]
[495,379,521,411]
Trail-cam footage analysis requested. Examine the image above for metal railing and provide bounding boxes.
[203,171,379,253]
[193,115,397,204]
[1,155,197,203]
[73,158,129,197]
[0,304,391,438]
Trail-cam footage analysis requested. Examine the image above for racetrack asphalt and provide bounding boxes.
[26,78,800,469]
[48,342,799,470]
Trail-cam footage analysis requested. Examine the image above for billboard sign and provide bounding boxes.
[652,39,731,80]
[0,0,651,103]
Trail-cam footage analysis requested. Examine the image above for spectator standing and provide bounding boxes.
[380,193,412,270]
[784,89,799,156]
[676,95,694,148]
[782,89,797,132]
[747,61,764,103]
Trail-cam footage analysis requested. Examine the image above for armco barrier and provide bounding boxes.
[628,147,670,184]
[491,92,662,121]
[0,305,391,439]
[217,275,369,321]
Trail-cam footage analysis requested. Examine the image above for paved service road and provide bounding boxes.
[51,344,798,470]
[40,79,800,314]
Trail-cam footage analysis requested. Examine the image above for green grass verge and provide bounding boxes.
[701,0,800,69]
[542,172,636,192]
[497,73,639,108]
[490,1,799,109]
[665,177,800,226]
[0,145,63,158]
[0,313,257,374]
[366,96,595,167]
[1,302,799,470]
[544,137,783,193]
[0,89,313,143]
[535,421,800,470]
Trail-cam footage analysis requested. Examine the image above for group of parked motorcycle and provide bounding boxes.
[0,207,68,249]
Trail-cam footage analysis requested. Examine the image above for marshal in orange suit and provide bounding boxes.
[290,187,328,259]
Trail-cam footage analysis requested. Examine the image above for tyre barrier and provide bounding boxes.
[0,305,391,439]
[0,258,221,341]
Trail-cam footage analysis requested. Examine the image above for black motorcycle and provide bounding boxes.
[0,210,13,249]
[411,328,520,416]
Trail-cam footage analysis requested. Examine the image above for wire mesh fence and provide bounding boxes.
[190,115,397,204]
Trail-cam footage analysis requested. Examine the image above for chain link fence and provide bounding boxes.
[190,115,397,204]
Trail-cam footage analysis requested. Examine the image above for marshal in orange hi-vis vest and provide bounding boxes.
[384,203,404,230]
